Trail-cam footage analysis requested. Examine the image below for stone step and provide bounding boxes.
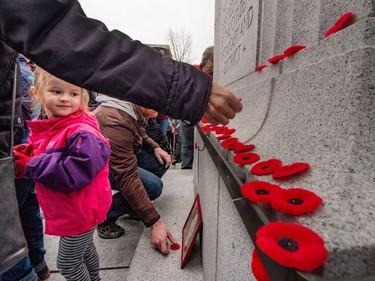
[126,167,204,281]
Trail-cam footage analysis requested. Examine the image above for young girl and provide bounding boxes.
[14,68,112,280]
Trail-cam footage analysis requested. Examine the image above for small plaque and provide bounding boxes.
[181,194,203,269]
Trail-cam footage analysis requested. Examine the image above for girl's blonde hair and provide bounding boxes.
[33,67,89,115]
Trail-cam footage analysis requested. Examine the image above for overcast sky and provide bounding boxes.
[78,0,215,64]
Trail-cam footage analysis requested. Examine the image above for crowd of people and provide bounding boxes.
[0,1,242,280]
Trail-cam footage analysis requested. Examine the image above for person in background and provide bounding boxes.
[94,96,174,254]
[156,113,170,137]
[180,46,214,169]
[0,1,242,272]
[1,56,50,281]
[14,68,112,280]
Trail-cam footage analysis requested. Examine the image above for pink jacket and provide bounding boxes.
[25,110,112,236]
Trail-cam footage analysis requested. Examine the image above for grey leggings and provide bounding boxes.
[57,228,100,281]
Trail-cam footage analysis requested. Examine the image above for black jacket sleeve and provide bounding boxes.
[0,0,211,125]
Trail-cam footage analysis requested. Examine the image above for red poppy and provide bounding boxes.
[194,142,199,149]
[170,243,180,251]
[241,181,282,203]
[214,126,227,134]
[270,188,323,215]
[268,55,286,64]
[251,250,271,281]
[216,134,232,140]
[220,138,239,149]
[221,128,236,135]
[255,65,268,71]
[251,159,282,176]
[233,152,260,166]
[256,222,328,271]
[324,12,353,38]
[272,162,310,179]
[200,126,214,132]
[283,45,306,57]
[233,143,255,153]
[238,98,243,102]
[200,118,209,123]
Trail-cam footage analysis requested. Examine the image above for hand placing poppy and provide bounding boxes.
[251,249,271,281]
[270,188,323,215]
[250,159,282,176]
[283,45,306,57]
[324,12,353,38]
[233,143,255,154]
[241,181,282,203]
[233,152,260,166]
[255,65,268,72]
[256,222,328,271]
[272,162,310,179]
[268,54,286,64]
[170,243,180,250]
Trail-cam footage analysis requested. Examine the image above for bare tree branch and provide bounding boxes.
[167,27,192,63]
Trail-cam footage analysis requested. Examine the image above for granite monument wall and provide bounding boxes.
[195,0,374,280]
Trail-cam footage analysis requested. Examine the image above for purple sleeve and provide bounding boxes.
[25,131,110,192]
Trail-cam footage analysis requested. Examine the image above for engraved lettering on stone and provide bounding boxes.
[220,0,254,74]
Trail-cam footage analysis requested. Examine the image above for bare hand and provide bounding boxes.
[203,82,243,125]
[154,147,171,168]
[149,219,178,255]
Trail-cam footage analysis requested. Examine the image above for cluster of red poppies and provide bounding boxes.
[199,119,328,276]
[254,11,354,72]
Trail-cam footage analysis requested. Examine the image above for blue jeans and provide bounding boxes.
[106,149,168,222]
[1,179,47,281]
[157,118,169,136]
[180,123,194,169]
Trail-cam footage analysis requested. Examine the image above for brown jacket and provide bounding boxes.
[94,105,160,227]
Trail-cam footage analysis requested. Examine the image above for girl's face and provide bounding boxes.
[41,76,82,118]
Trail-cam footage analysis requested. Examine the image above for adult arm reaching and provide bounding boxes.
[0,0,242,125]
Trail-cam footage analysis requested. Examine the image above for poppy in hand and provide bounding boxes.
[256,222,328,271]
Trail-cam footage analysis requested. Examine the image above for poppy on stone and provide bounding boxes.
[270,188,323,215]
[251,159,282,176]
[233,143,255,154]
[256,222,328,271]
[268,54,286,64]
[325,12,353,38]
[216,134,232,140]
[233,152,260,166]
[251,249,271,281]
[272,162,310,179]
[220,138,239,150]
[241,181,282,204]
[284,45,306,57]
[255,65,268,71]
